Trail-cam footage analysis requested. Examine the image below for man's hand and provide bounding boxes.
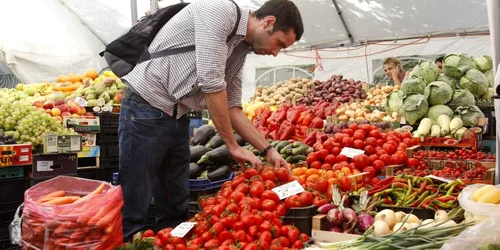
[229,146,262,170]
[265,148,288,169]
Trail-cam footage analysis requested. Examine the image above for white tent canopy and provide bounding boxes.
[0,0,491,93]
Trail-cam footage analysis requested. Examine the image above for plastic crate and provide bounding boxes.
[77,167,101,180]
[0,178,28,206]
[0,167,24,180]
[0,203,19,225]
[95,112,119,134]
[189,118,203,136]
[188,201,201,219]
[100,167,119,182]
[189,187,219,202]
[189,172,235,191]
[281,205,317,236]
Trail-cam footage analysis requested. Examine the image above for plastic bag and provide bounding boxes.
[458,184,500,217]
[21,176,124,250]
[440,216,500,250]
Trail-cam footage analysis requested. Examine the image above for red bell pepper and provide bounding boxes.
[303,131,318,146]
[301,113,313,127]
[294,125,308,140]
[314,109,326,119]
[257,110,272,127]
[267,130,278,141]
[286,106,302,124]
[277,120,294,141]
[310,117,324,129]
[258,127,269,137]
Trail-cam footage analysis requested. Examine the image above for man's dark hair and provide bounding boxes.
[435,56,444,63]
[253,0,304,41]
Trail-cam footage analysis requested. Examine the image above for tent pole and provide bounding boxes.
[130,0,138,24]
[487,0,500,184]
[331,0,354,45]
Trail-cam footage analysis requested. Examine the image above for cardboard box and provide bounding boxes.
[31,153,77,180]
[42,134,82,153]
[77,146,100,158]
[0,144,33,167]
[81,133,97,147]
[63,117,100,133]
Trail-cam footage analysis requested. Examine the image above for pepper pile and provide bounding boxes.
[369,175,463,210]
[398,157,490,180]
[252,101,340,141]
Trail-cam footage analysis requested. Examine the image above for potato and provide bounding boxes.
[263,96,271,102]
[302,78,309,83]
[276,100,281,105]
[262,89,269,95]
[291,78,298,83]
[257,86,264,91]
[282,88,290,94]
[270,100,276,105]
[273,94,281,101]
[294,93,303,99]
[256,97,264,102]
[306,81,314,87]
[285,94,293,100]
[296,82,303,88]
[289,91,296,95]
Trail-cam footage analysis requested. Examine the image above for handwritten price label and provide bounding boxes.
[340,147,365,158]
[75,97,88,106]
[272,180,305,200]
[170,222,197,238]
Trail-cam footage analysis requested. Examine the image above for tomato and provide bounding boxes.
[231,176,247,190]
[363,166,377,178]
[249,181,265,198]
[164,244,175,250]
[284,195,302,209]
[187,244,200,250]
[342,137,354,147]
[364,145,375,155]
[372,160,385,172]
[298,191,314,206]
[276,167,290,182]
[260,169,276,182]
[353,132,365,141]
[309,161,322,169]
[276,204,287,216]
[333,133,346,143]
[286,226,300,243]
[400,131,412,139]
[353,139,365,149]
[259,231,273,244]
[270,245,283,250]
[407,158,420,168]
[322,140,334,152]
[243,243,258,250]
[324,154,336,165]
[299,233,310,242]
[306,153,317,165]
[317,149,329,161]
[382,143,396,155]
[264,180,276,190]
[241,215,256,228]
[376,149,387,156]
[348,123,359,131]
[368,154,379,165]
[262,190,280,204]
[143,229,155,238]
[315,178,329,193]
[336,154,348,163]
[278,236,290,247]
[260,199,276,211]
[153,238,164,247]
[379,154,392,165]
[352,154,369,170]
[391,154,405,165]
[342,128,354,136]
[244,168,259,179]
[292,240,304,248]
[339,176,352,192]
[248,225,259,237]
[370,177,380,185]
[403,137,413,146]
[329,146,340,156]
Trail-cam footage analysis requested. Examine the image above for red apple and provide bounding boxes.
[33,101,44,108]
[42,101,54,110]
[69,106,79,114]
[54,100,65,107]
[113,94,123,104]
[61,111,71,117]
[66,100,79,108]
[59,104,69,113]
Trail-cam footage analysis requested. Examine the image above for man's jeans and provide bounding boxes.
[118,97,190,241]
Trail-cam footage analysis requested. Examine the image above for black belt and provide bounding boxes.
[124,88,178,117]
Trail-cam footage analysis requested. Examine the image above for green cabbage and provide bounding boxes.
[437,75,457,90]
[474,55,493,73]
[447,89,476,110]
[401,75,427,95]
[485,69,494,87]
[427,104,454,123]
[410,61,440,84]
[385,91,403,113]
[459,69,489,98]
[443,53,475,79]
[455,105,485,127]
[398,94,429,125]
[424,81,453,105]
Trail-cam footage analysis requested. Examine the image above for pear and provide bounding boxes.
[93,81,106,95]
[86,93,97,100]
[87,99,98,107]
[100,91,111,103]
[104,77,116,87]
[117,81,127,90]
[106,100,115,105]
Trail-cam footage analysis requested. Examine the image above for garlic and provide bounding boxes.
[373,220,391,236]
[434,210,449,223]
[375,209,397,228]
[395,211,406,222]
[403,214,421,224]
[393,222,412,233]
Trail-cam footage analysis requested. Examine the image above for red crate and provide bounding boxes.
[0,144,33,167]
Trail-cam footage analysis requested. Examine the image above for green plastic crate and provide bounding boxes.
[0,167,24,180]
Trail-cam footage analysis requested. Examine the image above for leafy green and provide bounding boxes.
[427,104,454,123]
[474,55,493,73]
[424,81,453,105]
[447,89,476,110]
[443,53,475,79]
[437,75,457,90]
[459,69,489,97]
[401,75,427,95]
[455,105,485,127]
[410,61,440,84]
[399,94,429,125]
[385,90,404,113]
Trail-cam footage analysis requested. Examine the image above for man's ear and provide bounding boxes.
[263,16,276,29]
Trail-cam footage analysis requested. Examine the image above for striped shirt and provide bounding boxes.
[123,0,251,119]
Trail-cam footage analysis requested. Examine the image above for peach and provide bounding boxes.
[61,111,71,118]
[33,101,44,108]
[42,101,54,110]
[51,108,61,116]
[69,106,79,114]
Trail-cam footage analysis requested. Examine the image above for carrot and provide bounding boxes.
[37,191,66,203]
[74,183,107,204]
[87,207,109,225]
[96,205,122,228]
[42,196,80,205]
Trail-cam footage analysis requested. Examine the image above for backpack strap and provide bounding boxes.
[148,0,241,61]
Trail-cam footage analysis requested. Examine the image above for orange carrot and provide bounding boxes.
[73,183,107,204]
[42,196,80,205]
[87,207,108,225]
[96,205,122,228]
[37,191,65,203]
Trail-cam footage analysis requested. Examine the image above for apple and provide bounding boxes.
[77,107,86,115]
[45,109,52,114]
[61,111,71,118]
[69,106,79,114]
[113,94,123,104]
[33,101,44,108]
[66,100,79,108]
[42,101,54,110]
[84,113,95,118]
[51,108,61,116]
[54,100,65,107]
[71,113,80,118]
[59,104,69,113]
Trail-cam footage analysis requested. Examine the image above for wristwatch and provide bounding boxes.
[260,145,273,157]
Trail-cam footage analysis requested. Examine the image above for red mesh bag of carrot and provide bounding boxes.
[21,176,123,250]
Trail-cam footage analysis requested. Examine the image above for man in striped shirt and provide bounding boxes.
[119,0,303,240]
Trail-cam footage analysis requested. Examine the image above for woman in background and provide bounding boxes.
[383,57,410,86]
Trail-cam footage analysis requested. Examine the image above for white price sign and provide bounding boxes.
[426,175,452,183]
[75,97,88,106]
[339,147,364,158]
[170,222,196,238]
[272,180,305,200]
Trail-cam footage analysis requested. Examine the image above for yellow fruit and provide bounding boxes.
[473,185,496,202]
[477,187,500,204]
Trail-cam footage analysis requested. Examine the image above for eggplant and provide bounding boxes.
[189,162,206,179]
[190,145,211,162]
[234,133,246,146]
[192,125,216,146]
[197,145,233,166]
[207,165,230,181]
[206,134,223,149]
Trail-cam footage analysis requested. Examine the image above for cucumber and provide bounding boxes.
[280,154,288,158]
[280,144,293,154]
[271,141,280,147]
[252,149,260,155]
[206,134,223,149]
[192,125,216,146]
[305,147,314,154]
[285,148,293,155]
[286,155,294,163]
[292,145,308,155]
[276,141,290,151]
[292,155,307,162]
[292,141,302,148]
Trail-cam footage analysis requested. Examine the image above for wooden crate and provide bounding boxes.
[311,215,362,243]
[381,165,405,177]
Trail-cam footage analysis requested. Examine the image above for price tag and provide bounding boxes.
[170,222,197,238]
[102,105,113,112]
[37,161,54,172]
[97,99,106,107]
[272,180,305,200]
[426,175,452,183]
[75,97,88,106]
[339,147,364,158]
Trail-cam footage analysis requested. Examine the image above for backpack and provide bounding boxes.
[99,0,241,78]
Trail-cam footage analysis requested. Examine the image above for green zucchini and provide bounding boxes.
[285,155,294,163]
[192,125,216,146]
[285,148,293,155]
[280,144,293,154]
[189,162,205,179]
[275,141,290,151]
[206,134,223,149]
[292,141,302,148]
[252,149,260,155]
[234,133,246,146]
[207,165,230,181]
[292,145,308,155]
[280,153,288,158]
[197,145,233,166]
[292,155,307,162]
[190,145,210,162]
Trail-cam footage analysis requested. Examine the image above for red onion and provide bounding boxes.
[317,204,337,214]
[327,208,344,226]
[357,213,374,233]
[330,227,342,232]
[342,208,357,224]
